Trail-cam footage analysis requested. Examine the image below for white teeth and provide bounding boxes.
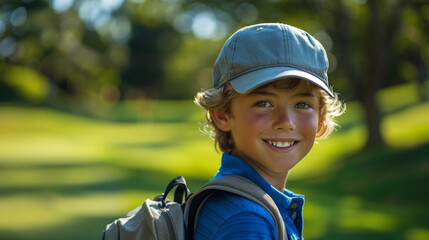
[267,140,294,148]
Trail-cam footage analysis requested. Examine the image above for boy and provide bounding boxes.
[194,23,344,239]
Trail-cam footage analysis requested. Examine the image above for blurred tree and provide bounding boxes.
[0,0,129,107]
[0,0,427,147]
[306,0,428,147]
[121,24,171,99]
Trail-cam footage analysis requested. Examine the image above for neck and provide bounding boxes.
[245,160,289,191]
[259,171,289,192]
[229,152,289,192]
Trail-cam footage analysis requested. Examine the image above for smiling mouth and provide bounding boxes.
[265,140,295,148]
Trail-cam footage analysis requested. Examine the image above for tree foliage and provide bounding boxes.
[0,0,427,146]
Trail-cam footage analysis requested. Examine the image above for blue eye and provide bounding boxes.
[255,101,273,108]
[296,102,311,109]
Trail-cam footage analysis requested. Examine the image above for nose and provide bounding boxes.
[273,107,296,132]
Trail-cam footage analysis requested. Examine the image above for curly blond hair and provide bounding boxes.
[195,78,345,152]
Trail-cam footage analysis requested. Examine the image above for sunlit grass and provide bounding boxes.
[406,228,429,240]
[0,194,72,231]
[303,195,398,238]
[0,165,124,188]
[376,81,426,113]
[336,196,397,231]
[383,102,429,147]
[0,192,123,230]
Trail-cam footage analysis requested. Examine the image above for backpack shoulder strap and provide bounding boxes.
[184,175,286,240]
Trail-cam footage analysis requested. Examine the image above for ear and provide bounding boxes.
[210,109,231,132]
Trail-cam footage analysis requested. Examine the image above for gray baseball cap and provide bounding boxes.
[213,23,334,97]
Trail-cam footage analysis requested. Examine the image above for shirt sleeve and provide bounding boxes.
[194,191,277,240]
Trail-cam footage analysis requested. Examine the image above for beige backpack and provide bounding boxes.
[103,175,286,240]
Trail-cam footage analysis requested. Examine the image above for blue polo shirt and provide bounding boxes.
[194,152,304,240]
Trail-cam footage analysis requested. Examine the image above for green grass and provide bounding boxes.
[0,83,428,240]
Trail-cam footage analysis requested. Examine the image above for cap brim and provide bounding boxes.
[229,66,334,97]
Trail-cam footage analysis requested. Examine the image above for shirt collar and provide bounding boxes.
[212,152,305,211]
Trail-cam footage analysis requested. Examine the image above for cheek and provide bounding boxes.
[230,113,268,141]
[299,114,319,136]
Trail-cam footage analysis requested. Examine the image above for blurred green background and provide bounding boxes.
[0,0,428,239]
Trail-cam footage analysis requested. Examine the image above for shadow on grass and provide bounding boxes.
[3,143,428,240]
[112,166,210,194]
[113,141,179,150]
[0,161,209,195]
[296,142,429,203]
[0,216,118,240]
[289,142,429,239]
[0,160,210,240]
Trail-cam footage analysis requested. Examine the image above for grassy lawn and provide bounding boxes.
[0,83,428,239]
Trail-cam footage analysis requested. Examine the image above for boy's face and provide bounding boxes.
[213,81,320,180]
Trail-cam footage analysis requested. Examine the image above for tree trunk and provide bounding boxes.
[359,90,384,148]
[364,0,386,147]
[330,0,386,148]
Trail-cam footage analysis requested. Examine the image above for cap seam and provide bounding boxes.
[281,24,290,64]
[230,30,241,80]
[281,24,285,64]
